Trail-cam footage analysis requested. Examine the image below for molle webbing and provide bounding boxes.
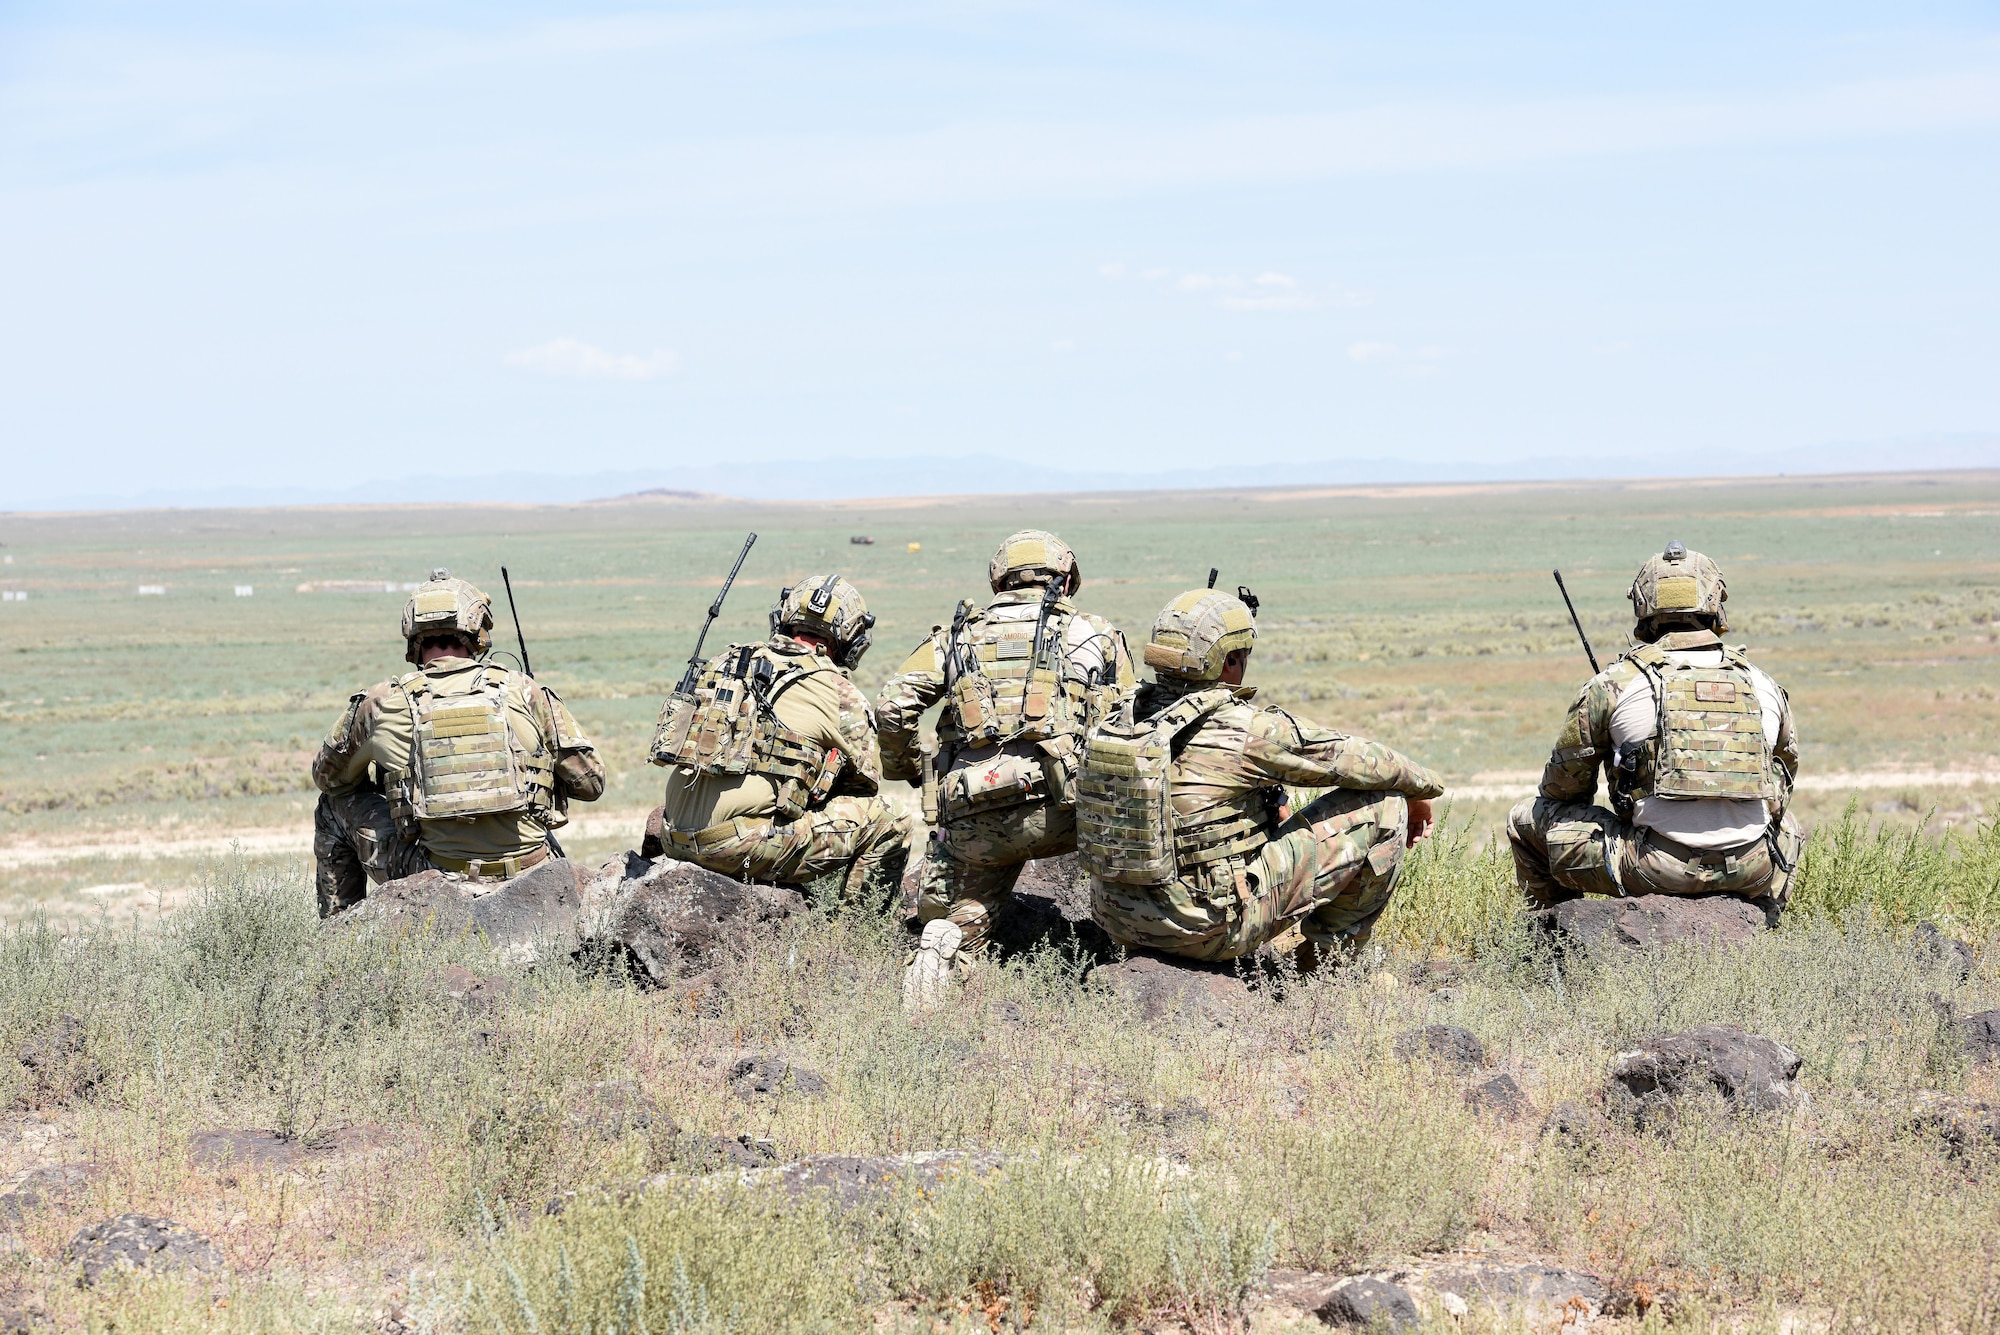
[1076,688,1234,887]
[1627,644,1772,802]
[649,646,835,818]
[946,606,1089,747]
[401,668,546,819]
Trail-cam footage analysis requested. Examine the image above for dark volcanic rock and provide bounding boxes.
[1464,1073,1529,1118]
[1915,922,1977,981]
[189,1126,389,1174]
[728,1056,827,1102]
[67,1215,223,1286]
[1536,894,1771,952]
[0,1163,95,1221]
[14,1015,99,1111]
[1958,1009,2000,1064]
[1609,1024,1802,1123]
[339,859,582,961]
[1912,1094,2000,1156]
[1091,954,1251,1027]
[674,1134,779,1173]
[1319,1276,1420,1331]
[580,855,804,987]
[1394,1024,1487,1069]
[1540,1100,1608,1146]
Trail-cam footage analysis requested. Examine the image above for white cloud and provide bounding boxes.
[1347,341,1454,377]
[1050,338,1076,353]
[1346,341,1400,362]
[506,337,678,381]
[1253,272,1297,289]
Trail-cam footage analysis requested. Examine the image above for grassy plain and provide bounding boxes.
[3,470,1998,916]
[1,474,1999,1330]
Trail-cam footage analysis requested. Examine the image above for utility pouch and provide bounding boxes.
[1022,666,1057,726]
[649,692,700,766]
[920,748,941,825]
[950,675,991,739]
[1035,733,1080,811]
[940,753,1045,819]
[808,747,845,806]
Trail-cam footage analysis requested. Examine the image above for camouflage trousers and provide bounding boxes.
[313,789,427,918]
[1092,787,1409,962]
[917,798,1076,953]
[1506,797,1802,911]
[656,796,913,909]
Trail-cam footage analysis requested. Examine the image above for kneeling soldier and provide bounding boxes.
[1077,588,1443,966]
[875,530,1135,1004]
[648,574,912,905]
[1508,543,1802,912]
[312,569,605,914]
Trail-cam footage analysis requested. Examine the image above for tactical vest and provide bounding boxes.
[1077,688,1265,887]
[649,643,842,821]
[398,665,554,820]
[942,598,1098,750]
[1617,642,1775,803]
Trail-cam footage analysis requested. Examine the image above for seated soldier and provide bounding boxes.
[1077,588,1443,968]
[646,574,912,906]
[312,569,605,914]
[1508,543,1802,912]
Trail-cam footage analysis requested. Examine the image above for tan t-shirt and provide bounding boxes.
[659,636,883,830]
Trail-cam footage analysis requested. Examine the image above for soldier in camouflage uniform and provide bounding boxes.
[1077,589,1443,966]
[648,574,911,906]
[1509,543,1802,910]
[312,569,605,915]
[875,531,1135,1005]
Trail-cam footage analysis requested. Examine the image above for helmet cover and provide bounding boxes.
[988,530,1082,593]
[1628,541,1729,633]
[402,567,494,664]
[1142,589,1257,682]
[771,572,876,669]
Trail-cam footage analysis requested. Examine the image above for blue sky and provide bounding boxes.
[3,2,1998,504]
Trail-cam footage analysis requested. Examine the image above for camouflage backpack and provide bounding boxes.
[1076,688,1234,887]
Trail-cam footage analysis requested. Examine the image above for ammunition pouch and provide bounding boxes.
[1035,734,1080,812]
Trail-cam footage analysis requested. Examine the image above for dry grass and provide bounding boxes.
[0,817,1993,1331]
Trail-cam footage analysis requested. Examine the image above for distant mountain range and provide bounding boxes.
[9,435,1998,512]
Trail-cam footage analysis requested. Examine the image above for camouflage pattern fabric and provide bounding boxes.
[1507,796,1803,909]
[659,635,888,830]
[1087,678,1444,961]
[876,586,1134,951]
[312,787,428,917]
[658,795,912,908]
[1092,786,1410,959]
[313,654,604,871]
[916,799,1076,951]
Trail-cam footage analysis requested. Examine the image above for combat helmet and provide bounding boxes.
[989,530,1081,593]
[1628,541,1728,635]
[402,568,494,664]
[1141,589,1257,682]
[771,573,876,669]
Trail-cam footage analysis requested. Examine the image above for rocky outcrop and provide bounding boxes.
[579,854,804,988]
[1957,1009,2000,1064]
[724,1150,1009,1210]
[1608,1025,1803,1124]
[1535,894,1771,953]
[1092,955,1252,1027]
[1252,1260,1603,1330]
[728,1056,826,1103]
[1393,1024,1487,1068]
[67,1215,223,1286]
[337,859,583,963]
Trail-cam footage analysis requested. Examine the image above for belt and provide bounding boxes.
[428,843,550,880]
[662,816,775,853]
[1637,826,1764,868]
